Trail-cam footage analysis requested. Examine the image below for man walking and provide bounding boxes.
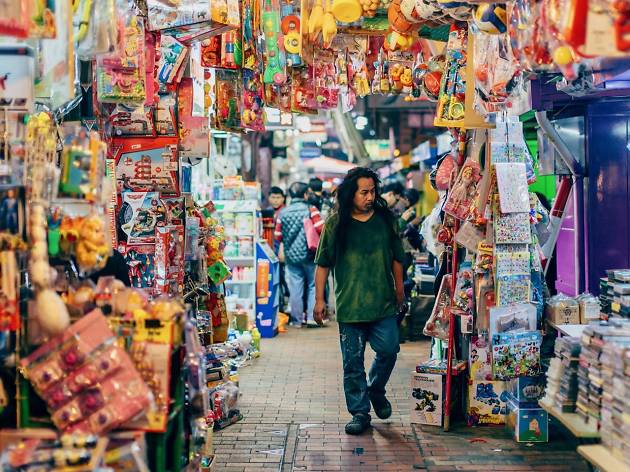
[275,182,324,327]
[313,167,406,435]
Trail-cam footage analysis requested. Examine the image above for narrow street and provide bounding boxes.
[214,326,589,472]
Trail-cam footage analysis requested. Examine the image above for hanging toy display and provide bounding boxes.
[473,3,508,34]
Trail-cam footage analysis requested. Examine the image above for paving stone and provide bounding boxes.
[214,324,590,472]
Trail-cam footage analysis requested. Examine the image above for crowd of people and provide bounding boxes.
[268,174,425,330]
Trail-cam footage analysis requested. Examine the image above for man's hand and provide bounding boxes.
[314,299,326,326]
[396,289,405,309]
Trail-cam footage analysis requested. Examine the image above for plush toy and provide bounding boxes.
[35,289,70,335]
[75,216,110,272]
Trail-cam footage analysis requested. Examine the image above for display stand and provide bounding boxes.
[214,199,260,320]
[255,241,280,338]
[578,445,630,472]
[539,399,600,439]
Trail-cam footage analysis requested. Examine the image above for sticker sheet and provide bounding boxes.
[494,201,531,244]
[495,163,530,213]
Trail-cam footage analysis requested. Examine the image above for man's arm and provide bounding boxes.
[313,265,329,325]
[392,259,404,306]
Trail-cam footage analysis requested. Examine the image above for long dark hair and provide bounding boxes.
[331,167,396,253]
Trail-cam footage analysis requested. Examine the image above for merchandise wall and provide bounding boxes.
[0,0,630,470]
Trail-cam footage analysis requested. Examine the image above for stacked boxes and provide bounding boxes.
[600,341,630,464]
[542,337,581,412]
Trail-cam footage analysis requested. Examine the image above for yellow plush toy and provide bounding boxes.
[75,216,110,272]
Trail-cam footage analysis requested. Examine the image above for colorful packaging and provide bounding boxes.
[112,137,180,195]
[410,372,443,426]
[466,380,509,425]
[492,331,542,380]
[155,225,185,281]
[505,397,549,442]
[119,243,157,290]
[178,78,210,161]
[20,310,151,434]
[507,376,545,406]
[118,192,165,244]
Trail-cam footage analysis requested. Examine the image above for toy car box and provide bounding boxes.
[505,396,548,443]
[410,372,443,426]
[466,380,509,425]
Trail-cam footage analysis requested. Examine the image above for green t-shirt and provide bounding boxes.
[315,212,405,323]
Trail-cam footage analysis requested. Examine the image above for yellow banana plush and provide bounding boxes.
[308,0,324,41]
[322,0,337,47]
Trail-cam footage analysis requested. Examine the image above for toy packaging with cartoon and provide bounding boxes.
[410,372,444,426]
[6,0,630,462]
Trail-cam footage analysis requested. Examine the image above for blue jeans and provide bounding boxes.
[339,316,400,416]
[286,261,316,324]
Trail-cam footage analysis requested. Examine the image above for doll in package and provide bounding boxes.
[443,159,482,220]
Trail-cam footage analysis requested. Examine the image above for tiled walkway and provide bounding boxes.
[214,325,590,472]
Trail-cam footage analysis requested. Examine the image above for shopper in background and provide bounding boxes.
[313,167,405,435]
[275,182,324,327]
[268,186,289,311]
[268,186,286,222]
[308,177,333,220]
[381,181,405,210]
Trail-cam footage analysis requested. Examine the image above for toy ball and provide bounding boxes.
[552,46,574,66]
[332,0,363,23]
[423,70,442,101]
[473,3,507,35]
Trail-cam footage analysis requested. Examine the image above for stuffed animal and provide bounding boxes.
[76,216,110,272]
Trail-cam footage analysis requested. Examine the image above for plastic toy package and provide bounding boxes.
[280,0,303,67]
[491,330,541,380]
[435,24,468,126]
[112,137,180,195]
[423,274,452,340]
[241,69,266,131]
[178,78,210,161]
[146,0,211,31]
[155,225,185,282]
[443,159,482,220]
[291,67,317,114]
[242,0,262,70]
[157,34,190,87]
[120,243,157,290]
[118,192,165,245]
[96,2,147,104]
[0,1,31,38]
[215,69,243,131]
[110,104,156,137]
[20,310,151,434]
[59,128,106,203]
[261,0,288,86]
[313,50,340,109]
[472,31,521,115]
[75,0,117,59]
[387,51,414,95]
[155,93,178,136]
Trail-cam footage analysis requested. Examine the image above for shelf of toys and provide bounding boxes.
[413,112,550,437]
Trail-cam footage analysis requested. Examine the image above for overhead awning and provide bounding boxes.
[303,156,357,175]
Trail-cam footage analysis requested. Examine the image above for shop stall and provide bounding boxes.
[0,0,629,469]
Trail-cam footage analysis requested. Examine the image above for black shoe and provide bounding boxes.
[369,394,392,419]
[345,414,371,435]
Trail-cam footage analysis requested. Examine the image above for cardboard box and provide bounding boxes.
[507,376,545,406]
[466,380,509,425]
[506,397,549,442]
[410,372,443,426]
